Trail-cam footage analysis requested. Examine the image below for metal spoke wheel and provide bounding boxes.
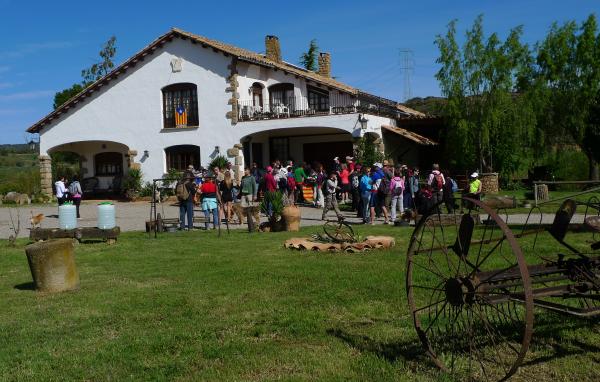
[406,198,534,381]
[323,220,355,243]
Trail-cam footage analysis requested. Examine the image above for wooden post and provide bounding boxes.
[25,239,79,293]
[534,183,538,207]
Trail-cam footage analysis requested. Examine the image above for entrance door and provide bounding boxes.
[303,141,353,169]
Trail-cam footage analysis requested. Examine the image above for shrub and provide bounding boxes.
[139,182,154,197]
[209,155,230,170]
[122,168,143,193]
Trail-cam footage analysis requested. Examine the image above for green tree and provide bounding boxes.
[435,15,536,178]
[535,14,600,179]
[53,36,117,109]
[53,83,84,109]
[81,36,117,84]
[299,39,319,71]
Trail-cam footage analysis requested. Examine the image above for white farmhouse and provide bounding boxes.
[27,28,436,195]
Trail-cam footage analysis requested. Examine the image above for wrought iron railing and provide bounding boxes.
[238,92,407,122]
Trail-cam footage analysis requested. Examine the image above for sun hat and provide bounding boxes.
[383,160,389,166]
[471,172,479,178]
[205,171,216,178]
[373,162,382,168]
[345,156,354,161]
[333,156,339,161]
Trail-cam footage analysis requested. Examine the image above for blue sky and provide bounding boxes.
[0,0,597,144]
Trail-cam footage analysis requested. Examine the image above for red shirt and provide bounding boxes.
[201,182,217,197]
[339,169,350,184]
[264,173,277,192]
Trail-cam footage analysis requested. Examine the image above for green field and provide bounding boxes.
[1,226,599,381]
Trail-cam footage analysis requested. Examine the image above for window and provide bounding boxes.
[162,83,199,129]
[308,86,329,112]
[269,83,294,108]
[95,152,123,176]
[165,145,200,171]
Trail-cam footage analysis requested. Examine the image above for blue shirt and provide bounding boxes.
[359,175,372,194]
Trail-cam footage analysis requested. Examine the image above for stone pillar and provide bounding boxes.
[39,155,53,197]
[374,137,385,156]
[227,144,245,184]
[225,58,239,125]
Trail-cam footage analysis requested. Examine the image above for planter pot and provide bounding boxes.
[282,205,301,232]
[25,239,79,293]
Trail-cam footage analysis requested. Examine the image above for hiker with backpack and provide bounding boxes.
[321,172,343,221]
[371,163,391,225]
[389,168,405,222]
[427,164,445,213]
[177,172,197,230]
[350,164,361,213]
[358,165,372,223]
[443,171,459,213]
[68,175,83,219]
[200,172,221,230]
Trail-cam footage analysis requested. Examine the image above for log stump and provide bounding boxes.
[25,239,80,293]
[536,184,549,202]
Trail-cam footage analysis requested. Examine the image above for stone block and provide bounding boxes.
[227,148,239,157]
[25,239,80,293]
[233,143,243,149]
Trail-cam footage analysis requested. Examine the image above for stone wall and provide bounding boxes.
[265,35,282,63]
[226,144,245,184]
[318,52,331,78]
[225,57,239,125]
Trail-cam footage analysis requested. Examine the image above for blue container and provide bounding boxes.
[58,204,77,230]
[97,202,116,229]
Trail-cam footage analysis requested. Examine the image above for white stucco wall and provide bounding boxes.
[38,36,398,183]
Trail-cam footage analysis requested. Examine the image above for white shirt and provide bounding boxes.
[55,180,66,198]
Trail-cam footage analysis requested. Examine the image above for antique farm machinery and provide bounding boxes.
[406,195,600,381]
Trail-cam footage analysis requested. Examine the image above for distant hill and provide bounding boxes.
[404,96,447,117]
[0,143,31,154]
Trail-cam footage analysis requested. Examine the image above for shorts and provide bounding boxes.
[369,193,379,207]
[384,193,392,207]
[341,183,350,193]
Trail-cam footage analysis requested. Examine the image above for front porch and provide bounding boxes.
[41,140,136,197]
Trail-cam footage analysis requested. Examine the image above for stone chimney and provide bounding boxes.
[318,52,331,78]
[265,35,282,63]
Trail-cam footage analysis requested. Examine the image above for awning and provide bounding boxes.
[381,124,437,146]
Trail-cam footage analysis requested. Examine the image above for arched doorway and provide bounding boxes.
[251,82,264,108]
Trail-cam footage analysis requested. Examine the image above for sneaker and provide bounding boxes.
[384,220,390,225]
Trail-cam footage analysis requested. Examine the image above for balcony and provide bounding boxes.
[238,92,407,122]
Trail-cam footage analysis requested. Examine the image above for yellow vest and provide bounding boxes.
[469,179,481,194]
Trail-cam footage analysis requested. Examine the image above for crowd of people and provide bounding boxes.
[53,156,484,230]
[178,156,484,229]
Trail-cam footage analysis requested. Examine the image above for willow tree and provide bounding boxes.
[536,14,600,180]
[435,15,536,177]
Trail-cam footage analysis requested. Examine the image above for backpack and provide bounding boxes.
[378,176,391,194]
[432,173,444,191]
[68,181,80,196]
[351,173,359,189]
[278,176,288,192]
[450,178,458,193]
[287,176,296,191]
[176,180,190,202]
[391,177,403,196]
[322,179,330,196]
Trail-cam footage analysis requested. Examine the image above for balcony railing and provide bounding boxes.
[238,92,407,122]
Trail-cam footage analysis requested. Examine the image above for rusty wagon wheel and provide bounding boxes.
[406,198,534,381]
[323,220,355,243]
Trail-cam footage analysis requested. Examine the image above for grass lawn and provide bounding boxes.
[1,226,599,381]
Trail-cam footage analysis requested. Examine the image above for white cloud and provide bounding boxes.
[0,90,54,101]
[0,41,75,59]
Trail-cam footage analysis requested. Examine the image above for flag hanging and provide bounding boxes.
[175,106,187,127]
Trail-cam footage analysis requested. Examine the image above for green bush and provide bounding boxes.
[122,168,143,193]
[139,182,154,197]
[209,155,230,170]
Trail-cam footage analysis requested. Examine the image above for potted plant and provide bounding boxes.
[260,191,285,231]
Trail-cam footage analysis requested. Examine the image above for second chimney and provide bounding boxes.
[318,52,331,78]
[265,35,282,63]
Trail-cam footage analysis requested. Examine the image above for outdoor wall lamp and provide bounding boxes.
[358,114,369,130]
[143,150,149,157]
[215,146,220,154]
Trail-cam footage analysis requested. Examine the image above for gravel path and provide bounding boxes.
[0,200,588,239]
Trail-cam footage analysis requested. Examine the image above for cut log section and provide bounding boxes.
[25,238,80,293]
